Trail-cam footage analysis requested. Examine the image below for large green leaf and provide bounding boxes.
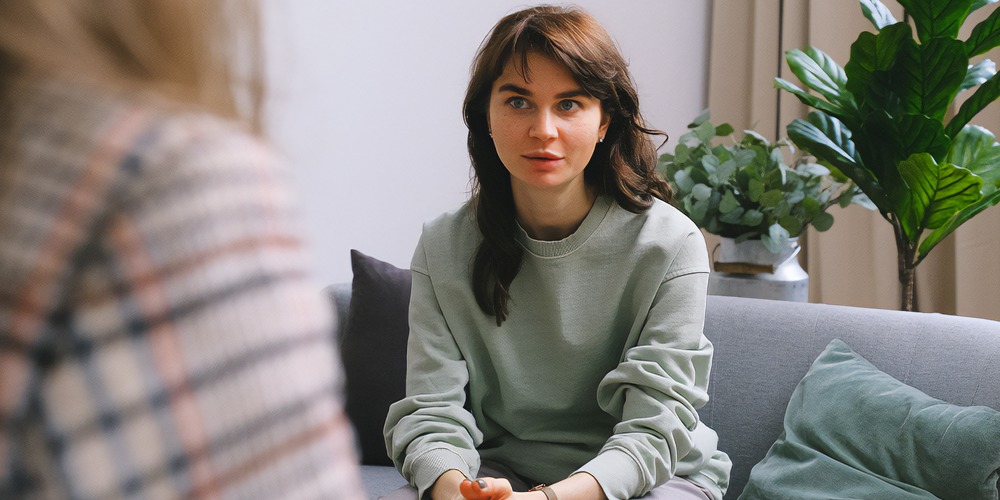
[845,31,878,100]
[845,24,914,117]
[853,112,951,209]
[948,125,1000,193]
[898,0,975,43]
[962,59,996,91]
[893,38,968,120]
[897,154,982,242]
[966,4,1000,56]
[784,47,855,114]
[787,112,890,211]
[774,77,845,118]
[918,189,1000,257]
[946,71,1000,137]
[861,0,897,29]
[853,112,951,169]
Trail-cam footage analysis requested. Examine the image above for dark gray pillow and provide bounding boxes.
[342,250,412,466]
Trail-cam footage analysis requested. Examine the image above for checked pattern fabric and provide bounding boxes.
[0,79,363,499]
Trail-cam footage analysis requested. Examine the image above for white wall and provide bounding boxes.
[264,1,712,285]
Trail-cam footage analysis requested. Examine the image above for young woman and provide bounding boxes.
[0,1,364,498]
[384,6,730,500]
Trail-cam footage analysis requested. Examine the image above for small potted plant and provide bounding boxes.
[658,111,865,300]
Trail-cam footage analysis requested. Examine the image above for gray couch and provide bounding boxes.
[331,283,1000,499]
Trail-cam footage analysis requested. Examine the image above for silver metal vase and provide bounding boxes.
[707,237,809,302]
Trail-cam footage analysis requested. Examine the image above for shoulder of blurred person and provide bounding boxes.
[0,2,365,498]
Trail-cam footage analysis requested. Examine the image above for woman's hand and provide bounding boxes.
[458,472,605,500]
[459,478,512,499]
[459,477,544,500]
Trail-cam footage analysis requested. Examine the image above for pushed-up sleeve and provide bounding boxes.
[579,233,715,500]
[383,234,482,498]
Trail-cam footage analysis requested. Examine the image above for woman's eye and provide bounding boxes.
[508,97,529,109]
[558,100,581,111]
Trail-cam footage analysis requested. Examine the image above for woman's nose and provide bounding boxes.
[528,110,557,141]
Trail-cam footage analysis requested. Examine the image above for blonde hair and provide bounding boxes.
[0,0,264,128]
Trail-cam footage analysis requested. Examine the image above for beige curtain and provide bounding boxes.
[707,0,1000,321]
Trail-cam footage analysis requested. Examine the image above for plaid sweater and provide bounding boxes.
[0,79,364,499]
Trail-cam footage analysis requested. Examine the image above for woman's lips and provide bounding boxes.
[524,151,562,160]
[523,152,563,168]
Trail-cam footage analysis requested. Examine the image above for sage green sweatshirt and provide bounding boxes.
[383,196,731,500]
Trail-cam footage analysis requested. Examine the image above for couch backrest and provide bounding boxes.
[330,285,1000,498]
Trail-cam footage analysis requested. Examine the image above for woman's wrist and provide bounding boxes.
[545,472,606,500]
[431,469,468,500]
[527,484,558,500]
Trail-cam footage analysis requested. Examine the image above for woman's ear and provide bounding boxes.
[598,111,611,141]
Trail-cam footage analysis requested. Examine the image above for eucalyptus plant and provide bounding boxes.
[777,0,1000,311]
[658,111,862,254]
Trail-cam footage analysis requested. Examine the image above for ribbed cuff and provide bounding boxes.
[576,448,645,500]
[685,472,724,500]
[411,448,474,499]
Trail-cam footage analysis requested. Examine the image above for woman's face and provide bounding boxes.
[488,51,609,200]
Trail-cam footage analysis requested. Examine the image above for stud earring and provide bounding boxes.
[598,136,604,143]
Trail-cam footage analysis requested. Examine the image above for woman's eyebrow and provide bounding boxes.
[497,83,530,95]
[496,84,590,99]
[555,89,590,99]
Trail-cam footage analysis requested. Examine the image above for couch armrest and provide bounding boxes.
[327,283,352,347]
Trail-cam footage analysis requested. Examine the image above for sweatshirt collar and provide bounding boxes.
[515,195,613,258]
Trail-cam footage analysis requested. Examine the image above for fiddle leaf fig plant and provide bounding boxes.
[658,111,863,254]
[777,0,1000,311]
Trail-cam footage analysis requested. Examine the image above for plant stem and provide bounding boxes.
[891,217,917,311]
[900,258,916,312]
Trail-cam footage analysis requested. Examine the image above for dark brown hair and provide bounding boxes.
[463,5,671,325]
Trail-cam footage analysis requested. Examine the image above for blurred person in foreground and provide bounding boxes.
[0,1,364,498]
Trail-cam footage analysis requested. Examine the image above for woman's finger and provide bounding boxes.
[459,478,488,499]
[459,477,515,500]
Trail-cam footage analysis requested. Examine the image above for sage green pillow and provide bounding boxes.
[739,339,1000,500]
